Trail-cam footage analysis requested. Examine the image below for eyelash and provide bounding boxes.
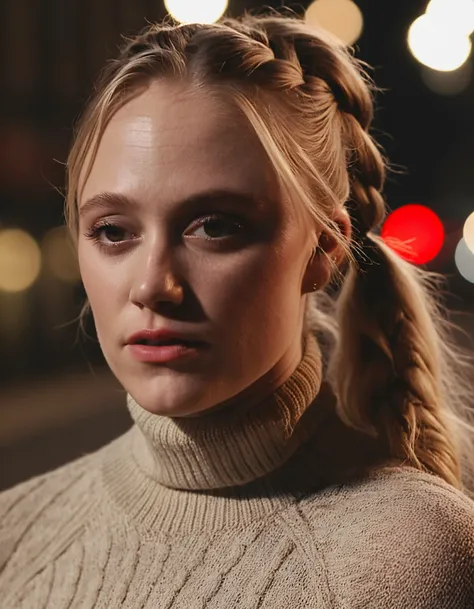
[83,213,246,251]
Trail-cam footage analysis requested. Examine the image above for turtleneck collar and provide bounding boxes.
[99,333,394,534]
[125,333,323,491]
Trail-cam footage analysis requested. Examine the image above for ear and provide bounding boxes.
[302,207,352,293]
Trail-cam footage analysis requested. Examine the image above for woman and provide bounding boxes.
[1,10,474,607]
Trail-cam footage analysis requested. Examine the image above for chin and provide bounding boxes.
[127,379,213,418]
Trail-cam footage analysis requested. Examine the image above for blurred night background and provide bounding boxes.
[2,0,474,490]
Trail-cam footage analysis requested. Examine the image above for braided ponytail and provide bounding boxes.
[65,9,474,497]
[326,57,474,497]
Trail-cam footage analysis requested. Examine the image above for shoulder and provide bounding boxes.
[349,464,474,534]
[299,462,474,526]
[294,465,474,608]
[0,445,106,577]
[353,465,474,566]
[340,461,474,510]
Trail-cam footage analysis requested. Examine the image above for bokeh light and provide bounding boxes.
[455,237,474,282]
[381,204,445,265]
[427,0,474,36]
[305,0,364,46]
[41,226,81,284]
[408,14,471,71]
[164,0,228,24]
[0,228,41,292]
[463,210,474,253]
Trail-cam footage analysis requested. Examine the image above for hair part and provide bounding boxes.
[65,8,474,498]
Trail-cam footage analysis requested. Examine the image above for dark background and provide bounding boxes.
[2,0,474,490]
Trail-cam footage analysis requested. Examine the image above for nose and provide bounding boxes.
[129,243,184,310]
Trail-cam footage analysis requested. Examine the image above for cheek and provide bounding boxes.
[78,247,124,329]
[195,249,301,327]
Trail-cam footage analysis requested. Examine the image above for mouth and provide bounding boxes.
[126,338,208,363]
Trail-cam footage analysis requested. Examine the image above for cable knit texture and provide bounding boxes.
[1,334,474,608]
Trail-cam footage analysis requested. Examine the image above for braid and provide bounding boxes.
[325,75,463,488]
[343,115,386,236]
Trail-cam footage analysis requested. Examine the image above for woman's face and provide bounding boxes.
[78,81,320,417]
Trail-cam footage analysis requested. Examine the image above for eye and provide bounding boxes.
[83,221,135,249]
[186,214,245,240]
[83,213,247,252]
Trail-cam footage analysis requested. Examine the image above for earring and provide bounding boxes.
[312,282,318,291]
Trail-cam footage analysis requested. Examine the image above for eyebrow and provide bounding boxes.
[78,189,268,218]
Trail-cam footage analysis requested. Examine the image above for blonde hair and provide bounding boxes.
[65,9,474,498]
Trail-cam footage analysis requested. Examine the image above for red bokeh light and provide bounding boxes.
[381,204,445,265]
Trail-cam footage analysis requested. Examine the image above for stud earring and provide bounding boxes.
[312,283,318,291]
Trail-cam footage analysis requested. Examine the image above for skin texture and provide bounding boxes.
[77,80,349,418]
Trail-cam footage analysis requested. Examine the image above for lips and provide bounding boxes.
[126,328,207,347]
[127,340,205,363]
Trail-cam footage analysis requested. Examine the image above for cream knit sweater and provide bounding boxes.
[1,334,474,608]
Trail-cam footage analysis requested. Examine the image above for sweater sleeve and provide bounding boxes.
[289,467,474,609]
[323,468,474,609]
[395,487,474,609]
[0,450,100,579]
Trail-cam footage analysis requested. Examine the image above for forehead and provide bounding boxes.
[80,81,279,208]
